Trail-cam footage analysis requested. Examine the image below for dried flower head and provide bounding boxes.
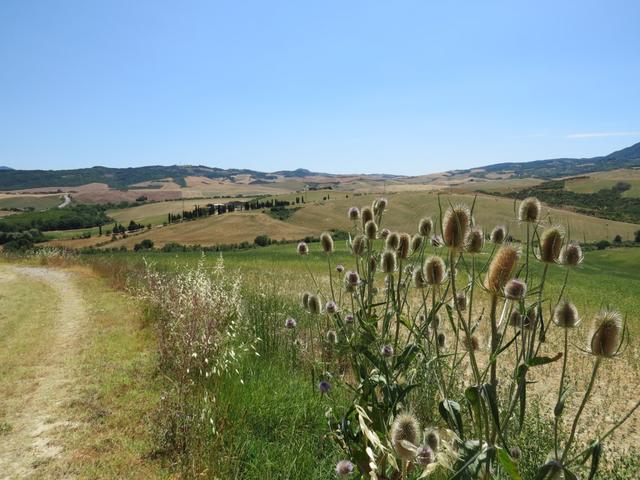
[284,317,297,329]
[426,429,439,452]
[326,329,338,343]
[347,207,360,221]
[302,291,311,310]
[335,264,344,273]
[345,270,360,287]
[485,244,520,292]
[297,241,309,255]
[466,227,484,254]
[308,294,321,315]
[454,292,467,311]
[590,309,623,358]
[416,445,434,466]
[465,335,480,352]
[431,234,443,247]
[518,197,541,222]
[443,204,471,250]
[504,279,527,301]
[539,226,564,263]
[380,344,394,357]
[418,217,433,237]
[368,256,377,273]
[398,233,411,259]
[365,220,378,240]
[413,268,427,288]
[379,228,390,239]
[386,232,400,250]
[381,250,397,273]
[373,197,388,215]
[320,231,334,254]
[361,206,374,227]
[325,301,338,314]
[510,447,521,462]
[437,332,445,348]
[351,234,366,256]
[411,234,423,253]
[509,311,522,328]
[391,413,420,461]
[335,460,354,477]
[344,314,354,324]
[554,300,580,328]
[318,380,331,394]
[491,225,506,244]
[424,256,446,285]
[560,242,583,267]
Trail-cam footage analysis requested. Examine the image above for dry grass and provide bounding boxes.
[563,168,640,197]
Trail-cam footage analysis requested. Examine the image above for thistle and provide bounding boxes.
[391,413,420,461]
[465,227,484,254]
[416,445,434,466]
[365,220,378,240]
[325,301,338,314]
[326,329,338,343]
[490,225,506,244]
[335,460,354,477]
[373,197,388,216]
[381,250,397,273]
[539,226,564,263]
[398,233,411,259]
[590,309,623,357]
[347,206,360,221]
[554,300,580,328]
[424,256,446,285]
[559,242,583,267]
[504,278,527,301]
[335,264,344,273]
[344,270,360,287]
[381,344,394,357]
[284,317,297,329]
[308,294,321,315]
[380,228,390,239]
[484,244,520,292]
[413,268,427,288]
[425,429,439,452]
[443,204,471,250]
[411,234,423,253]
[297,241,309,255]
[361,206,374,227]
[320,231,334,254]
[518,197,541,222]
[386,232,400,250]
[301,291,311,310]
[418,217,433,237]
[318,380,331,394]
[351,234,366,256]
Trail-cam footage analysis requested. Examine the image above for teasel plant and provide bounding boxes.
[295,195,638,479]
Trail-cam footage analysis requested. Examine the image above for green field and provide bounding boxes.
[564,169,640,198]
[0,195,62,211]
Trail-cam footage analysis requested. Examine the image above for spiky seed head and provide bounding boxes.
[345,314,354,324]
[417,445,434,466]
[320,232,334,254]
[308,294,321,315]
[364,220,378,240]
[390,413,420,461]
[351,234,366,256]
[437,332,445,348]
[411,234,423,253]
[335,460,354,477]
[466,227,485,254]
[431,234,443,247]
[424,256,446,285]
[297,241,309,255]
[425,429,440,452]
[509,311,522,328]
[523,306,537,330]
[540,226,564,263]
[590,309,623,358]
[398,233,411,259]
[302,291,311,309]
[361,206,374,227]
[345,270,360,286]
[326,329,338,344]
[413,268,427,288]
[554,300,580,328]
[510,447,521,462]
[454,292,467,311]
[379,228,390,239]
[443,204,471,250]
[284,317,297,329]
[504,279,527,301]
[381,344,394,357]
[491,225,506,244]
[373,197,388,215]
[318,380,331,394]
[465,335,479,351]
[335,264,344,273]
[485,244,520,292]
[386,232,400,250]
[418,217,433,237]
[325,301,338,315]
[560,242,583,267]
[347,207,360,221]
[369,255,378,273]
[518,197,541,222]
[381,250,397,273]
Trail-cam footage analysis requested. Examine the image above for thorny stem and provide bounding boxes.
[554,327,570,459]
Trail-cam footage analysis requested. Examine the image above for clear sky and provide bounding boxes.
[1,1,639,175]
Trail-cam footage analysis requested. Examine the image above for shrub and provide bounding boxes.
[254,235,271,247]
[133,239,154,251]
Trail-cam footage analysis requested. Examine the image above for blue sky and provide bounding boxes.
[1,1,639,175]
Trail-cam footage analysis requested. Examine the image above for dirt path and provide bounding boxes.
[0,266,86,479]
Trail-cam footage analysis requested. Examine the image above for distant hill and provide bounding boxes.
[0,166,14,171]
[452,141,640,179]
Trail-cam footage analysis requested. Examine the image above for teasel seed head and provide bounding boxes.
[351,234,366,256]
[364,220,378,240]
[326,329,338,344]
[431,234,444,248]
[539,226,564,263]
[416,445,434,466]
[518,197,541,223]
[590,309,623,358]
[319,231,334,254]
[509,311,522,328]
[426,429,440,452]
[335,460,354,477]
[560,242,584,267]
[418,217,433,237]
[369,255,378,273]
[523,306,537,330]
[490,225,506,244]
[443,204,471,250]
[504,278,527,301]
[318,380,331,394]
[361,206,374,227]
[308,294,321,315]
[424,256,446,285]
[345,270,360,287]
[484,244,520,293]
[284,317,297,329]
[437,332,445,348]
[465,227,485,254]
[335,264,344,273]
[391,412,420,461]
[347,206,360,221]
[454,292,467,311]
[386,232,400,250]
[411,234,423,253]
[302,291,311,310]
[413,267,427,288]
[381,344,394,357]
[325,301,338,315]
[379,228,390,239]
[510,447,521,462]
[398,233,411,259]
[344,314,354,324]
[297,241,309,255]
[381,250,397,273]
[373,197,388,215]
[464,335,480,352]
[554,300,580,328]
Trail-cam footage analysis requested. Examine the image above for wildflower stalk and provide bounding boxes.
[554,327,570,459]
